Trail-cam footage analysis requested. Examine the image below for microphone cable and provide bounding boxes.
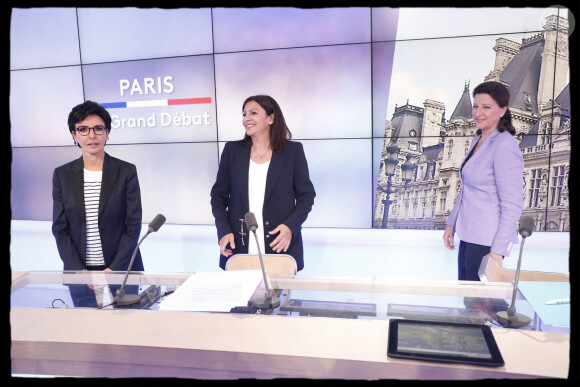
[51,299,69,308]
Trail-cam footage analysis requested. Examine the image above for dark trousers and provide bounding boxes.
[67,265,139,307]
[457,241,491,281]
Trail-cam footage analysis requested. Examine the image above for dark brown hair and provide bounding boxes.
[473,81,516,136]
[240,95,292,152]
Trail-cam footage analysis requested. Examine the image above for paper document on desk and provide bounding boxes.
[158,270,263,312]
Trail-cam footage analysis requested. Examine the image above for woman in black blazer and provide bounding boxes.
[210,95,315,271]
[52,101,143,273]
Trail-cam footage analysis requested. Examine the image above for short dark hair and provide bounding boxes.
[473,81,516,136]
[240,95,292,152]
[68,100,112,133]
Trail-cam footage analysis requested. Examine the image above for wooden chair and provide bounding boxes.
[226,254,296,305]
[225,254,297,275]
[478,254,569,283]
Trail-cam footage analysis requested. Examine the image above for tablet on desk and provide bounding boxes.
[387,319,504,367]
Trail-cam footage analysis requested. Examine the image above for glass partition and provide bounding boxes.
[11,271,544,332]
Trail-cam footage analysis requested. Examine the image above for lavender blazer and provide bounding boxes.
[446,129,523,257]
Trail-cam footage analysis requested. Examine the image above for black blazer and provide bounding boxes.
[52,153,143,271]
[210,140,315,271]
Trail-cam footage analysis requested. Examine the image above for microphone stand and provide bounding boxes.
[115,231,150,306]
[249,230,281,309]
[496,236,531,327]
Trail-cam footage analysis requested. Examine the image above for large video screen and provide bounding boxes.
[10,7,571,232]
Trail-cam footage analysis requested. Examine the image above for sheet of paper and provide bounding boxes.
[158,270,264,312]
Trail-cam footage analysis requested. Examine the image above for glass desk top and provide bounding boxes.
[11,271,543,331]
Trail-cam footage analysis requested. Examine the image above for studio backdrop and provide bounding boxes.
[10,7,571,232]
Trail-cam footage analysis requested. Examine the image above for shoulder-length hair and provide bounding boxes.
[473,81,516,136]
[240,95,292,152]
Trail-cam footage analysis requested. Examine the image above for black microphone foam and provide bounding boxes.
[518,216,534,238]
[148,214,166,233]
[244,212,258,232]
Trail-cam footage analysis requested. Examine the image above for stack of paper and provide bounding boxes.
[158,270,263,312]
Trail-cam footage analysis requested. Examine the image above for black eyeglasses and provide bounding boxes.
[75,125,107,136]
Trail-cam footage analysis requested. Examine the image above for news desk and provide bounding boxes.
[10,271,570,379]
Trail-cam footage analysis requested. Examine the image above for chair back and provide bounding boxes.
[478,254,569,282]
[225,254,297,275]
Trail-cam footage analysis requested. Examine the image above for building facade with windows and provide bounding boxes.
[374,15,570,232]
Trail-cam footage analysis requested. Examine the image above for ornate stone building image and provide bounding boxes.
[373,15,570,232]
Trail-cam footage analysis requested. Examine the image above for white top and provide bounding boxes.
[247,160,270,255]
[83,169,105,267]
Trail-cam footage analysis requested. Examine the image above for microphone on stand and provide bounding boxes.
[496,216,535,327]
[115,214,166,306]
[244,211,281,309]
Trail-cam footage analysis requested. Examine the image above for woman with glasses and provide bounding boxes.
[52,100,144,275]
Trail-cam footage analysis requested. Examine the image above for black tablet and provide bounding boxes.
[387,319,504,367]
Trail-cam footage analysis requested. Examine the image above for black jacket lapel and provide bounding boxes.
[99,153,119,216]
[70,156,85,220]
[264,149,284,203]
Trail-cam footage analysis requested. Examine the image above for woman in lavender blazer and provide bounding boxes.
[443,81,524,281]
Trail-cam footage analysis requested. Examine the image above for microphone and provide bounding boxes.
[518,215,534,238]
[496,216,534,327]
[245,211,258,232]
[148,213,166,233]
[244,211,280,309]
[115,214,166,306]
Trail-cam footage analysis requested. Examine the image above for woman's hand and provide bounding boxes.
[269,224,292,253]
[219,233,235,257]
[443,225,455,250]
[488,251,503,264]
